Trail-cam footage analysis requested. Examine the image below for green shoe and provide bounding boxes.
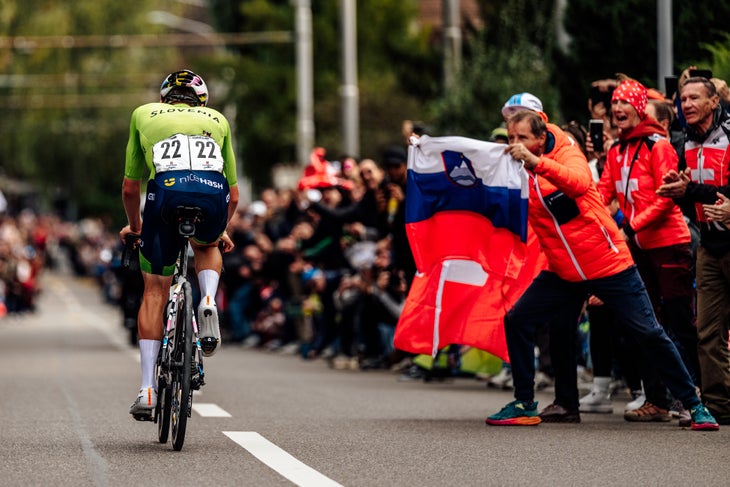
[486,400,541,426]
[690,404,719,431]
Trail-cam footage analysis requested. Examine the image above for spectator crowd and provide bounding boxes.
[4,65,730,428]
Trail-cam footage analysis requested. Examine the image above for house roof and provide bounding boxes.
[417,0,484,30]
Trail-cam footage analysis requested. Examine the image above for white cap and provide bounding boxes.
[501,92,544,119]
[249,200,267,217]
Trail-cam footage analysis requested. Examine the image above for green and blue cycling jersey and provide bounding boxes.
[125,102,237,276]
[124,102,237,186]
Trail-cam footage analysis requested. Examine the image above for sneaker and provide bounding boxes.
[678,406,692,428]
[331,355,352,370]
[625,390,646,411]
[623,401,671,422]
[669,399,682,418]
[398,364,427,382]
[198,295,220,357]
[129,387,157,417]
[579,377,612,413]
[534,371,554,391]
[690,404,719,431]
[539,403,581,423]
[487,367,513,390]
[486,400,541,426]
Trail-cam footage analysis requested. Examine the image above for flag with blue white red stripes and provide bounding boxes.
[393,135,545,361]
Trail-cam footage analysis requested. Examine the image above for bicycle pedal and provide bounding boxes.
[132,412,154,422]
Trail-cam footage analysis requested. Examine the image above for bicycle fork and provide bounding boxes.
[191,313,206,390]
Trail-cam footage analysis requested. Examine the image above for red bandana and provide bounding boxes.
[612,80,647,118]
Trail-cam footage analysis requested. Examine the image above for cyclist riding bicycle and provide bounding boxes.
[120,69,239,418]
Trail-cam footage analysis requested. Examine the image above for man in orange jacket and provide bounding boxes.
[485,110,717,431]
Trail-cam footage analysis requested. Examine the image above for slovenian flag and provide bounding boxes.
[393,135,545,361]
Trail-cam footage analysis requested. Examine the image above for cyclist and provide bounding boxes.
[120,69,238,418]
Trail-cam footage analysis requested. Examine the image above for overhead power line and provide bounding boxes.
[0,32,292,50]
[3,92,157,109]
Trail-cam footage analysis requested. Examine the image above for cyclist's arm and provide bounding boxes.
[218,183,239,253]
[227,184,239,224]
[122,177,143,233]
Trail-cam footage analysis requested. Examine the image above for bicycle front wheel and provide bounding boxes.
[171,281,193,451]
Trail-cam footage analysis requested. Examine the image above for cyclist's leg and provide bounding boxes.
[192,242,222,295]
[131,180,179,416]
[188,185,228,355]
[189,185,228,297]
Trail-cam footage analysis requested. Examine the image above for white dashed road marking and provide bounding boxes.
[224,432,343,487]
[192,403,232,417]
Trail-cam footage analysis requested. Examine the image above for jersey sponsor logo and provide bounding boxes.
[179,173,225,190]
[147,193,156,201]
[164,178,176,187]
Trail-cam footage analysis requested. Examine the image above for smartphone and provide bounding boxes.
[689,69,713,79]
[664,75,678,99]
[590,86,613,108]
[589,119,604,151]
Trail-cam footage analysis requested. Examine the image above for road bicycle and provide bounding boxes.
[156,205,207,451]
[124,206,206,451]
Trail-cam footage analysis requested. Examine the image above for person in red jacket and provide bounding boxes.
[596,80,698,425]
[485,110,717,431]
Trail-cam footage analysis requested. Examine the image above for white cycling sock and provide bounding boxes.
[197,269,219,299]
[139,339,161,390]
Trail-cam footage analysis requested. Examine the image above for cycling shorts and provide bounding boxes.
[139,170,230,276]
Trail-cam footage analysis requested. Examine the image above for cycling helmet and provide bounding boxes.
[160,69,208,106]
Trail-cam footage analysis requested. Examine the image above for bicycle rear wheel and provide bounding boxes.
[171,281,193,451]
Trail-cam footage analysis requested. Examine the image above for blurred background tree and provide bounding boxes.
[432,0,557,138]
[0,0,187,220]
[209,0,439,190]
[554,0,730,122]
[3,0,730,223]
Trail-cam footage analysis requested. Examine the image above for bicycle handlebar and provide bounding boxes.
[122,234,140,269]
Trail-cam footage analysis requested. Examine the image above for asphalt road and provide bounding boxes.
[1,268,729,486]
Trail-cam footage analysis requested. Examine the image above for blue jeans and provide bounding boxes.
[378,323,395,357]
[227,283,253,341]
[505,266,700,410]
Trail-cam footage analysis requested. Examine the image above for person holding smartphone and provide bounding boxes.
[595,79,698,426]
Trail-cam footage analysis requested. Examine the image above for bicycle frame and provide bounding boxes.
[155,206,207,451]
[159,211,206,389]
[160,244,205,382]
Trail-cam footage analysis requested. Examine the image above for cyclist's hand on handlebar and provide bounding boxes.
[219,231,235,253]
[119,224,141,245]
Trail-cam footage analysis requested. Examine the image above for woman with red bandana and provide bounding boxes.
[596,79,698,426]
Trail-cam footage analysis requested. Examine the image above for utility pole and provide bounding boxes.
[657,0,673,91]
[294,0,314,167]
[442,0,462,92]
[340,0,359,159]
